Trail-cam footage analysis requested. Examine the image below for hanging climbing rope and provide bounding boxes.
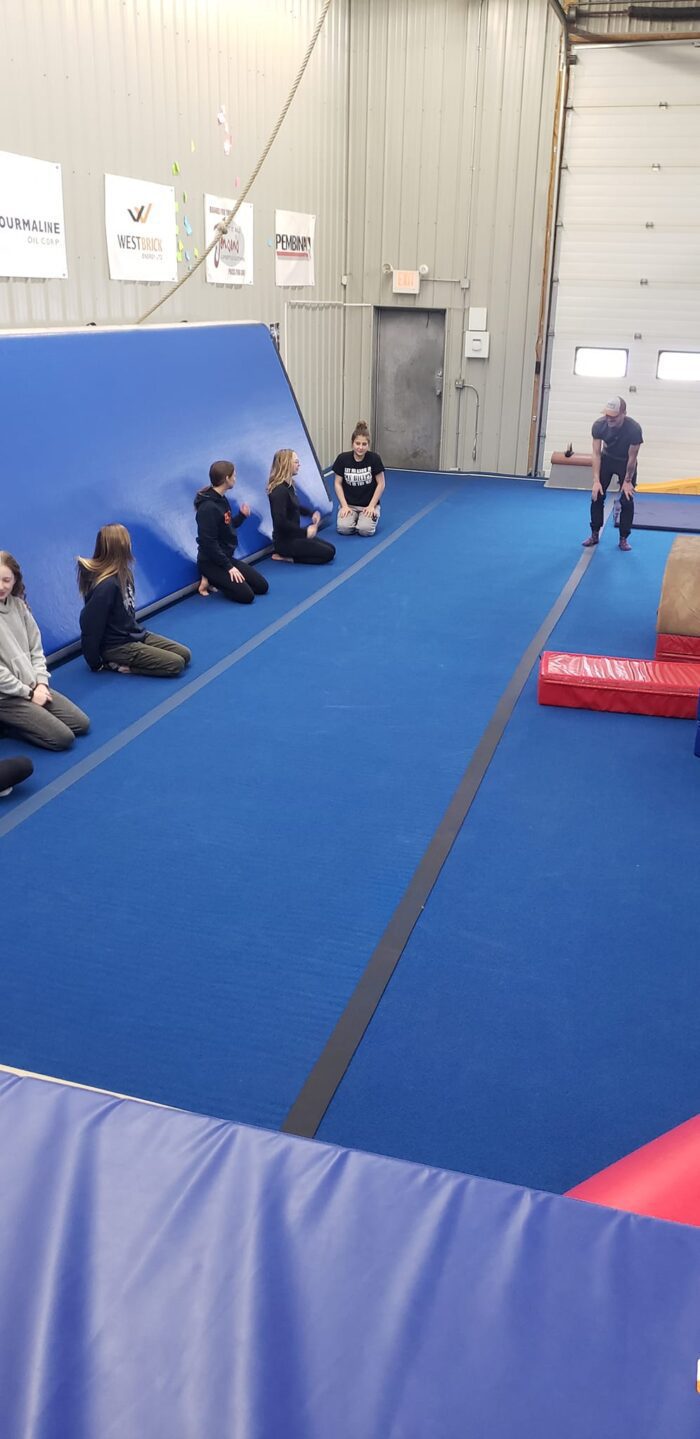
[137,0,334,325]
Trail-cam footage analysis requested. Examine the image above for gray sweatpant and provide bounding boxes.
[0,690,90,751]
[336,505,380,537]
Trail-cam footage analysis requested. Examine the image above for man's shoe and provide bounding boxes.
[582,534,599,547]
[619,537,632,552]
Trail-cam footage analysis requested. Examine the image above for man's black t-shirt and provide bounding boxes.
[591,415,643,468]
[332,450,384,508]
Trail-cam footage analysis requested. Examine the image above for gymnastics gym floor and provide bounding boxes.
[1,472,698,1195]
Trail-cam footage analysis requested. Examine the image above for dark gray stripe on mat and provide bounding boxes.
[283,537,602,1138]
[0,493,451,841]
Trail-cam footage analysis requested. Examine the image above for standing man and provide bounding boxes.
[583,397,643,552]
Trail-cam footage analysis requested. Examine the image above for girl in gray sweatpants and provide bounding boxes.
[0,551,90,751]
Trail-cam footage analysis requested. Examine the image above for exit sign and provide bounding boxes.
[392,269,420,295]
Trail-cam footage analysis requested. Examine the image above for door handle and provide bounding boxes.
[434,368,443,397]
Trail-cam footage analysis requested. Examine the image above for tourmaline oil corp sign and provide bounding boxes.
[0,150,67,279]
[274,210,315,287]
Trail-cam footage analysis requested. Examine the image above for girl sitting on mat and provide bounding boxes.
[267,449,335,565]
[194,460,269,604]
[0,550,90,752]
[77,525,191,677]
[332,420,385,537]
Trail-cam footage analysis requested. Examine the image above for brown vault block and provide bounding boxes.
[657,536,700,638]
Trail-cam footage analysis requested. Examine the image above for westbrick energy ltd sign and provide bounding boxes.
[105,174,177,282]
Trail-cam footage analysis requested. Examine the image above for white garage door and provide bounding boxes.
[542,42,700,486]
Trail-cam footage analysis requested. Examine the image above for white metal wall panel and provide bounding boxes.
[558,235,700,285]
[556,168,700,227]
[0,0,350,465]
[565,110,700,168]
[0,0,562,472]
[283,301,347,463]
[342,0,561,475]
[543,42,700,485]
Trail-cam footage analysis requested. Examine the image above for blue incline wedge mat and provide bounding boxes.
[2,1074,700,1439]
[1,480,596,1129]
[0,323,330,653]
[318,528,700,1192]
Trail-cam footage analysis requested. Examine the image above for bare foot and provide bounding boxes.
[198,578,210,595]
[271,553,293,563]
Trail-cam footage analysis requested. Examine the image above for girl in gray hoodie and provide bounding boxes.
[0,552,90,751]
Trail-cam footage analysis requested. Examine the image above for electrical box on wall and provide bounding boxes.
[465,330,490,359]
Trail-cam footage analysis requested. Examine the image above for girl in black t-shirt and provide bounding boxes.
[332,421,385,537]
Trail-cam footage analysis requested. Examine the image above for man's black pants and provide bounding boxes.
[590,454,637,540]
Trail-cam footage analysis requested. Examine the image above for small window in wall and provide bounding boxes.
[574,347,628,379]
[657,351,700,382]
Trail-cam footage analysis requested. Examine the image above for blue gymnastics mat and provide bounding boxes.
[633,494,700,533]
[317,526,700,1193]
[1,1072,699,1439]
[0,323,331,653]
[0,480,598,1133]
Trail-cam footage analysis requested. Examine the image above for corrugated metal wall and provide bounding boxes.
[0,0,350,460]
[342,0,562,473]
[0,0,562,471]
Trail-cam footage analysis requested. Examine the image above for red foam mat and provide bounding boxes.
[655,632,700,661]
[566,1116,700,1227]
[538,651,700,718]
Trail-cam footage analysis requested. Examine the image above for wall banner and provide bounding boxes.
[204,196,253,286]
[105,173,177,282]
[274,209,315,288]
[0,150,67,279]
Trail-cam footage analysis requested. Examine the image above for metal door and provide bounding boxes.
[373,309,445,469]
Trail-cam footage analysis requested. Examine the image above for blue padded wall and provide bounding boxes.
[0,323,331,654]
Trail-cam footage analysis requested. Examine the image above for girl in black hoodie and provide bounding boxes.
[194,460,269,604]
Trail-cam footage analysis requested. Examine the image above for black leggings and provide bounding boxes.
[198,558,269,604]
[590,454,637,540]
[0,755,34,793]
[276,537,336,565]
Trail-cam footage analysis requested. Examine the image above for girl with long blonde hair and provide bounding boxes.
[0,549,90,751]
[77,525,191,677]
[267,450,335,565]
